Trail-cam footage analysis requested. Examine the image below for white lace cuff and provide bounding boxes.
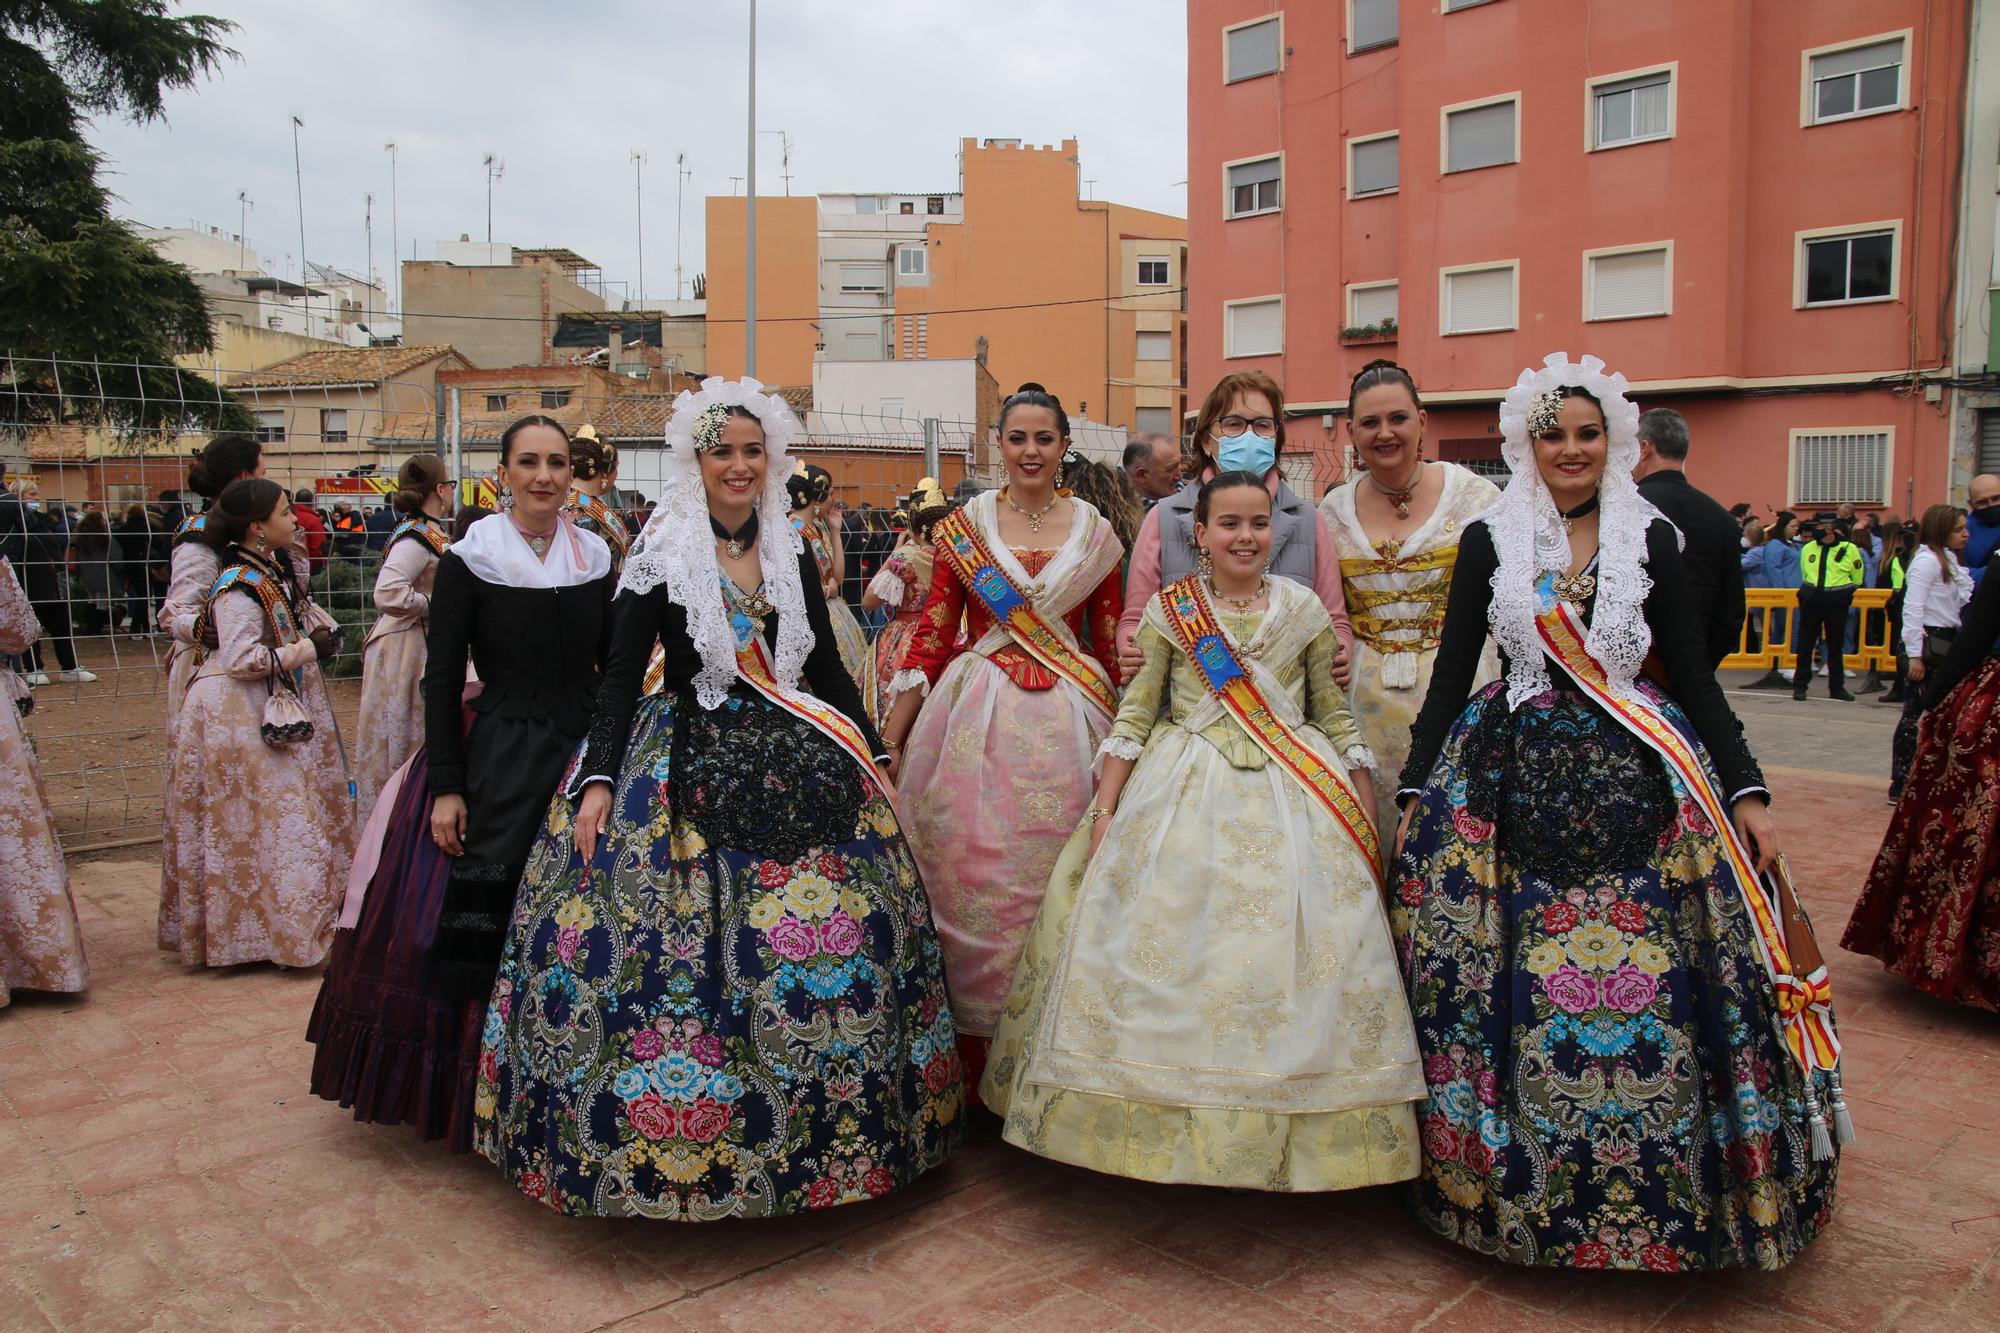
[1096,736,1145,763]
[888,668,930,701]
[866,566,905,607]
[1342,744,1379,772]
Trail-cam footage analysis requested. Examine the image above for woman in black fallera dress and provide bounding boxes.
[308,416,614,1149]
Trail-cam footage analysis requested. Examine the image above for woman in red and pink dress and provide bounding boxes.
[861,479,951,727]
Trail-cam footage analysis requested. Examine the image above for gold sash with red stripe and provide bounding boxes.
[932,508,1118,721]
[1534,602,1840,1076]
[734,633,896,806]
[1157,576,1382,879]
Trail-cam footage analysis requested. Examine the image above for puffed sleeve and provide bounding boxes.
[373,539,435,620]
[1397,521,1499,801]
[1304,628,1371,767]
[211,589,315,680]
[893,548,969,696]
[0,557,41,654]
[162,541,217,648]
[422,553,476,796]
[1083,560,1124,685]
[1102,620,1171,760]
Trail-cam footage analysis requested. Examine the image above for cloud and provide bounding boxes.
[86,0,1188,309]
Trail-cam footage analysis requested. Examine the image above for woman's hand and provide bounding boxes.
[1333,643,1353,690]
[430,793,468,857]
[1117,641,1143,686]
[1907,659,1926,682]
[1394,800,1417,860]
[1732,794,1780,876]
[310,626,339,661]
[573,782,613,861]
[1087,806,1114,859]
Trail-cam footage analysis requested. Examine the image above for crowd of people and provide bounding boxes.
[2,350,1998,1274]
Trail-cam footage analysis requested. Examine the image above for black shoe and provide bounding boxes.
[1831,689,1857,701]
[1793,689,1809,701]
[1880,690,1905,703]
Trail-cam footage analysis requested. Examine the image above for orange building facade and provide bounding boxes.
[1187,0,1973,513]
[707,140,1189,440]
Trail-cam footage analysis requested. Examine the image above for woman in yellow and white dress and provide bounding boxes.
[1320,360,1499,833]
[982,472,1422,1191]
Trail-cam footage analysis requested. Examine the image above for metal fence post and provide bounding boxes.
[448,387,462,495]
[922,416,939,481]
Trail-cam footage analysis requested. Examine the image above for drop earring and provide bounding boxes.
[1197,547,1214,578]
[499,485,515,512]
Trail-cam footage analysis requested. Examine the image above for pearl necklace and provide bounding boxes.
[1003,487,1059,534]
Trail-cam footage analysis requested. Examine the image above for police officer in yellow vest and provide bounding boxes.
[1793,512,1867,700]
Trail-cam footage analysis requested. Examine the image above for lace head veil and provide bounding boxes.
[1481,352,1664,709]
[619,377,810,709]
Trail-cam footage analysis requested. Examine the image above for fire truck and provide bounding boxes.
[311,474,500,510]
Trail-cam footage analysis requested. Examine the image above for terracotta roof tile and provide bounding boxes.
[228,345,460,390]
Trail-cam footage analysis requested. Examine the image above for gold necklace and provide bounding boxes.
[1208,574,1269,612]
[1003,487,1059,533]
[1366,458,1424,520]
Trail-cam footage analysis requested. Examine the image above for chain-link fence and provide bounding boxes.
[1,355,989,849]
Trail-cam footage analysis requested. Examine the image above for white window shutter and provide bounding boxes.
[1226,19,1280,81]
[1227,299,1284,356]
[1351,284,1399,327]
[1444,267,1513,333]
[1447,101,1516,171]
[1588,249,1668,319]
[1351,136,1399,195]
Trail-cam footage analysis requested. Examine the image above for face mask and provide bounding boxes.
[1214,430,1275,477]
[1972,505,2000,529]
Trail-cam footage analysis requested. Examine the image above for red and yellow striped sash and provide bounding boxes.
[1534,602,1840,1074]
[1157,576,1382,879]
[932,508,1117,721]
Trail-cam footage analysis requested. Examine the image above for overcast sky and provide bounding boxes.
[86,0,1189,310]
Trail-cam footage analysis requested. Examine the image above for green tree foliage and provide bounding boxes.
[0,1,251,433]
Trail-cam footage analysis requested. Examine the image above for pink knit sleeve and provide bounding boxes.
[1312,512,1354,659]
[1117,505,1165,656]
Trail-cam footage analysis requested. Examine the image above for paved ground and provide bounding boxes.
[2,674,1997,1331]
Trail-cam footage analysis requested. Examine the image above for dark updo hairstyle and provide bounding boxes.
[998,382,1070,439]
[907,483,954,541]
[453,504,493,541]
[1194,470,1273,526]
[499,414,569,465]
[788,462,832,510]
[392,454,450,516]
[201,478,287,553]
[571,433,619,482]
[187,435,263,501]
[1347,358,1423,411]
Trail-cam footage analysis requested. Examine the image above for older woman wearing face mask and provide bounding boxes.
[1116,371,1352,690]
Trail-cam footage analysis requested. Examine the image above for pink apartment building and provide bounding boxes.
[1187,0,1978,514]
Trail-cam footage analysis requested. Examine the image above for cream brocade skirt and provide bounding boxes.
[980,722,1423,1192]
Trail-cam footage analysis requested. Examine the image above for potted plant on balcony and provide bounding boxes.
[1339,317,1398,347]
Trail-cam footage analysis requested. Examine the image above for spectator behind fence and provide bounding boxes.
[113,504,158,637]
[1633,407,1746,667]
[292,490,329,572]
[0,482,92,685]
[364,501,397,551]
[68,510,122,637]
[1123,432,1183,507]
[329,503,366,558]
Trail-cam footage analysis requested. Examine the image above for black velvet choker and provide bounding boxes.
[710,511,758,557]
[1561,494,1601,522]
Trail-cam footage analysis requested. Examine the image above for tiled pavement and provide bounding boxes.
[2,683,1997,1331]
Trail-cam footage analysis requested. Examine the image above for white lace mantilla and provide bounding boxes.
[619,377,811,709]
[1482,353,1667,710]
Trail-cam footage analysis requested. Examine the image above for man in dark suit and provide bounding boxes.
[1633,408,1747,668]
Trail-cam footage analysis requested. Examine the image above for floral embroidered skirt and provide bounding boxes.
[1392,679,1837,1270]
[1844,657,2000,1011]
[474,686,964,1220]
[866,614,921,729]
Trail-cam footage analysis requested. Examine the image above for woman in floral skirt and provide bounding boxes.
[1392,354,1842,1270]
[474,377,962,1219]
